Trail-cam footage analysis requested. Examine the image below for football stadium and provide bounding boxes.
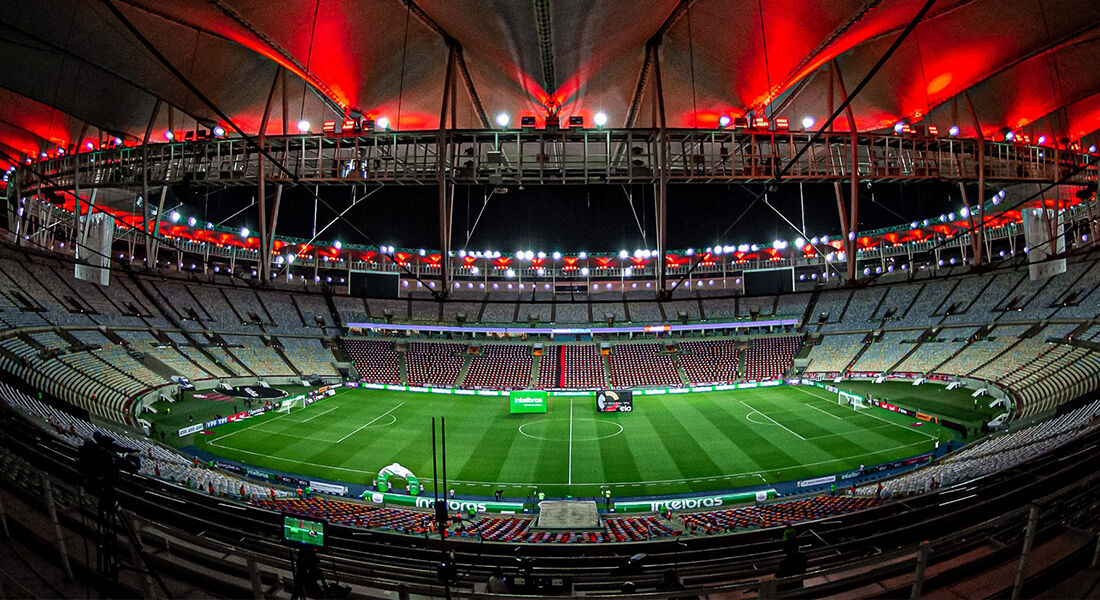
[0,1,1099,598]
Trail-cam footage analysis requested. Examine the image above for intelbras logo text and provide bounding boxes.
[415,497,487,513]
[648,496,724,512]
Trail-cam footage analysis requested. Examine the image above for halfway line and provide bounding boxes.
[336,402,405,443]
[568,397,574,485]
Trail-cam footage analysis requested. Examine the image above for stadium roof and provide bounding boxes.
[1,0,1099,171]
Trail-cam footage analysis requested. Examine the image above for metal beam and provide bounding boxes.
[533,0,556,97]
[832,60,860,281]
[396,0,490,128]
[141,99,162,260]
[964,91,985,266]
[437,46,457,297]
[624,0,697,128]
[652,44,669,296]
[257,68,281,283]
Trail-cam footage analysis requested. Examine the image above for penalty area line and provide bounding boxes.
[335,402,405,443]
[739,400,806,441]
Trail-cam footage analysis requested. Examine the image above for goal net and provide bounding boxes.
[838,390,869,410]
[276,396,304,415]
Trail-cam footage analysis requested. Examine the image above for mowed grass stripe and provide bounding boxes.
[591,413,642,488]
[193,386,960,496]
[746,391,901,459]
[639,397,724,482]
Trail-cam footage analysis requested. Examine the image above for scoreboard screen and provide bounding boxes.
[509,390,548,413]
[596,390,633,412]
[283,516,325,547]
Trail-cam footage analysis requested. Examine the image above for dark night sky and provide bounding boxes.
[185,180,970,252]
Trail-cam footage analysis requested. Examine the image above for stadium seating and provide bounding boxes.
[405,342,465,386]
[462,344,533,389]
[850,331,913,373]
[280,337,340,376]
[865,400,1100,496]
[608,343,680,388]
[680,495,882,534]
[678,339,739,384]
[805,334,864,374]
[255,497,436,534]
[344,339,401,384]
[559,344,607,389]
[743,336,801,380]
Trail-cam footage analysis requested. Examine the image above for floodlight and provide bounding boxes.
[593,112,608,127]
[240,226,249,238]
[170,210,180,223]
[801,116,815,129]
[164,130,175,141]
[718,115,731,128]
[376,117,390,130]
[297,119,311,133]
[212,126,226,138]
[495,112,510,128]
[948,125,960,136]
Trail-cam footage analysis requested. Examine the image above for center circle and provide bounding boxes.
[518,418,624,442]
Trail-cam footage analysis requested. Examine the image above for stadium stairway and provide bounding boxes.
[884,328,932,373]
[453,353,473,387]
[530,353,541,387]
[323,291,343,329]
[842,333,876,373]
[269,338,303,378]
[137,350,180,382]
[672,353,691,385]
[397,353,408,385]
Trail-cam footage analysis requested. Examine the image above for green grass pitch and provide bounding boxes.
[183,385,965,498]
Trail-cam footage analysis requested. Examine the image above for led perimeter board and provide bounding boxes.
[509,390,548,413]
[596,390,633,412]
[284,516,325,547]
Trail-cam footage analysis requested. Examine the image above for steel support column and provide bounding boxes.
[142,99,161,261]
[652,43,669,296]
[965,92,985,266]
[437,46,458,296]
[257,68,281,283]
[833,60,859,281]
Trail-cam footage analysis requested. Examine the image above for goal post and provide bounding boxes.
[838,389,869,410]
[276,396,304,415]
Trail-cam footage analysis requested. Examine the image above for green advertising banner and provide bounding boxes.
[509,390,548,413]
[363,491,525,513]
[614,489,777,513]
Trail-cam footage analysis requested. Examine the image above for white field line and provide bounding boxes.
[738,400,806,441]
[335,402,405,443]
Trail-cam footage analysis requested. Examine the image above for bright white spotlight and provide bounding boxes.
[718,115,731,128]
[297,119,311,133]
[619,250,629,259]
[495,112,510,128]
[334,240,342,250]
[240,226,250,238]
[376,117,390,130]
[1037,135,1047,145]
[948,125,960,137]
[170,211,180,223]
[593,112,608,127]
[552,251,562,260]
[801,116,815,129]
[1090,145,1097,153]
[164,130,174,141]
[212,126,226,138]
[188,216,197,227]
[893,121,905,133]
[1004,130,1015,141]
